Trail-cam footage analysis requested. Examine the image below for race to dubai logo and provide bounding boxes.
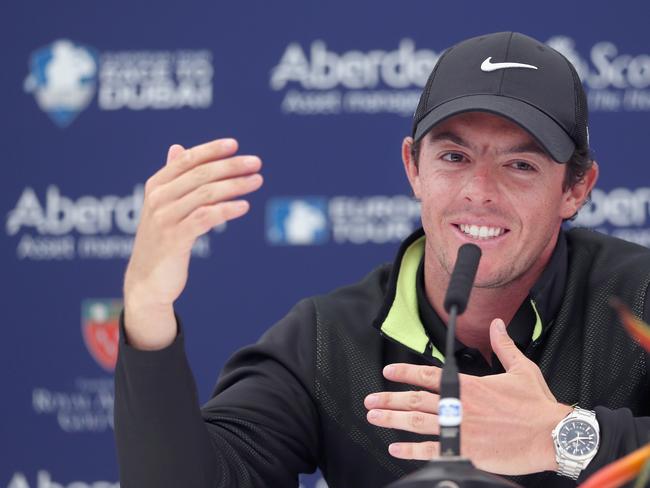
[24,38,214,127]
[23,40,99,128]
[81,299,121,372]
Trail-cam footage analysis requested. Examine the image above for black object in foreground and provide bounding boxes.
[440,243,481,457]
[386,459,521,488]
[387,244,520,488]
[443,243,481,315]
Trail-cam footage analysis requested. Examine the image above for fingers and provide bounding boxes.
[383,363,441,391]
[388,442,440,460]
[364,390,439,412]
[178,200,251,237]
[152,138,240,188]
[145,137,263,228]
[166,144,185,164]
[154,155,262,207]
[166,172,263,224]
[489,318,525,372]
[366,409,439,435]
[365,390,440,435]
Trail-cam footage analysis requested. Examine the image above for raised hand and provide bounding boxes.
[123,138,263,350]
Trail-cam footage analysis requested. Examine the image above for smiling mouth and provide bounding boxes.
[454,223,510,240]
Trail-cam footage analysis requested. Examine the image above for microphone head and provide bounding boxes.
[443,244,482,315]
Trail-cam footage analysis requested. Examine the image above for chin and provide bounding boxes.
[472,267,518,289]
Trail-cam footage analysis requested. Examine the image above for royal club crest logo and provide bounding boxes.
[81,299,121,371]
[266,197,329,245]
[24,39,99,128]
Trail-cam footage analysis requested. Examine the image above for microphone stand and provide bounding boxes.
[439,303,461,457]
[386,244,520,488]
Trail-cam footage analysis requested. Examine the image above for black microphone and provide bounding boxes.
[440,244,481,457]
[444,243,481,315]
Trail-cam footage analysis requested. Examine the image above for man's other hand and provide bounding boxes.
[364,318,573,475]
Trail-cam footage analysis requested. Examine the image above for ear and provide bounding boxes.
[560,161,599,219]
[402,136,421,199]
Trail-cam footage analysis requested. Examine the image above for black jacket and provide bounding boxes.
[115,228,650,487]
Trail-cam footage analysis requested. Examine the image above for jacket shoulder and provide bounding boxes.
[565,228,650,319]
[567,228,650,275]
[312,263,392,327]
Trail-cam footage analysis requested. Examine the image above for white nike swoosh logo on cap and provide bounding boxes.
[480,57,538,72]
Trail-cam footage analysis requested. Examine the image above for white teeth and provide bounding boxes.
[459,224,505,240]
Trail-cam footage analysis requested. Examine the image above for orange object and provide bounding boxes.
[579,432,650,488]
[578,298,650,488]
[610,297,650,353]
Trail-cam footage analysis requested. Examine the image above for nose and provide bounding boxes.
[461,165,498,205]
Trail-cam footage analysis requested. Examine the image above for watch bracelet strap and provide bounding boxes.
[556,408,598,480]
[557,458,585,480]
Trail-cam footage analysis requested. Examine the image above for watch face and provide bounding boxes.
[558,419,599,458]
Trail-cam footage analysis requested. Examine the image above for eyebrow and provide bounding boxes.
[429,131,468,147]
[428,131,548,157]
[501,141,547,156]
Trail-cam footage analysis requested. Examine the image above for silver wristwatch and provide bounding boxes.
[551,407,600,480]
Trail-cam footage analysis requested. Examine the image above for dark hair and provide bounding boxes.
[409,137,593,219]
[562,145,593,191]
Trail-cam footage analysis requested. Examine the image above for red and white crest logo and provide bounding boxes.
[81,299,121,371]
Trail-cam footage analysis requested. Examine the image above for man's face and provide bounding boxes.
[403,112,591,289]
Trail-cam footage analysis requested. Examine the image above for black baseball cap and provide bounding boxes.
[412,32,588,163]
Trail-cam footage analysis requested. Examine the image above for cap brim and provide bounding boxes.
[413,94,575,163]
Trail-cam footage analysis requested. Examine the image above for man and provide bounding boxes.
[115,32,650,487]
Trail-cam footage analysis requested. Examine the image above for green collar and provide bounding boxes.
[378,235,542,361]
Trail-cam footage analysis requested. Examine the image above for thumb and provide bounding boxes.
[165,144,185,166]
[489,318,524,372]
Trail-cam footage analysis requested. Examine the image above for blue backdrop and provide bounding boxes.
[2,1,650,486]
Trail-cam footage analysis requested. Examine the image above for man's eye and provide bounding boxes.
[441,152,466,163]
[511,161,536,171]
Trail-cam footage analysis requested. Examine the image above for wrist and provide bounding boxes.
[123,291,177,351]
[539,403,574,472]
[124,287,172,313]
[551,406,601,480]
